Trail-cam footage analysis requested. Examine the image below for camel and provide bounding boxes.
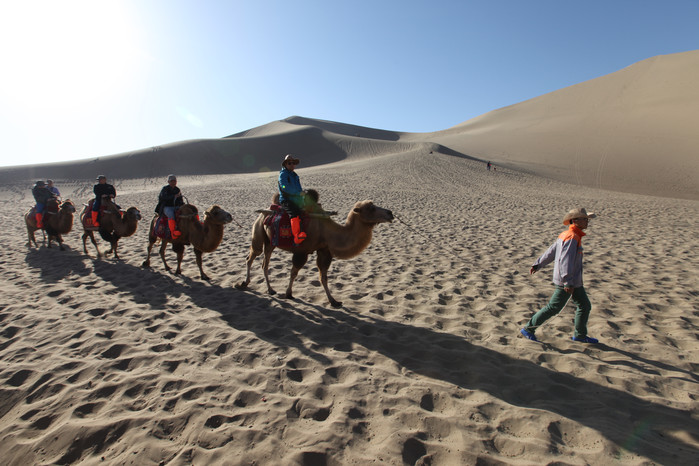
[25,199,76,250]
[141,204,233,280]
[237,199,394,308]
[80,196,142,259]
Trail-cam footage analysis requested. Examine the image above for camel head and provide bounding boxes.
[351,200,393,225]
[60,199,76,214]
[124,207,141,221]
[205,205,233,225]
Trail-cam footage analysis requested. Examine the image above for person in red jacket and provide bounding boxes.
[520,207,599,344]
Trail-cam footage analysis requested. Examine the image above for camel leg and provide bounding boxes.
[194,249,209,280]
[83,231,101,257]
[237,234,273,291]
[27,227,38,248]
[107,238,120,259]
[317,248,341,308]
[261,243,276,295]
[158,241,172,273]
[108,241,118,259]
[141,237,157,268]
[238,245,259,288]
[173,243,185,275]
[57,235,65,251]
[285,252,308,300]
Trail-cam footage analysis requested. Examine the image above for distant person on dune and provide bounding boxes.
[278,154,306,245]
[520,207,599,344]
[155,174,184,239]
[92,175,116,228]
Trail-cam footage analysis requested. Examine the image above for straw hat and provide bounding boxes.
[96,175,106,180]
[563,207,596,225]
[282,154,300,167]
[35,180,46,187]
[167,174,177,181]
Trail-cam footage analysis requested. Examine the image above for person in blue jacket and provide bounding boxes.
[520,207,599,344]
[278,154,307,245]
[46,179,61,200]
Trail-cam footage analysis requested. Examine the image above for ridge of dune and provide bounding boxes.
[0,118,438,186]
[228,116,405,142]
[428,50,699,200]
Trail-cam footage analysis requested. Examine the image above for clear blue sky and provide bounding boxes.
[0,0,697,167]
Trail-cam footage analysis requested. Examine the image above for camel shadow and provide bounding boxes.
[90,259,185,308]
[87,260,331,364]
[77,261,698,464]
[25,246,91,283]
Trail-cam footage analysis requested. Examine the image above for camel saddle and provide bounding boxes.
[30,198,60,226]
[82,199,122,230]
[152,210,189,240]
[30,198,60,217]
[263,205,308,248]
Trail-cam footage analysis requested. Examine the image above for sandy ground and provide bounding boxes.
[1,149,697,465]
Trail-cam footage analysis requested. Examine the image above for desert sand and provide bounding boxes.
[0,51,698,465]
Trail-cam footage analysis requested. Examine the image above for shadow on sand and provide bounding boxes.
[41,256,699,464]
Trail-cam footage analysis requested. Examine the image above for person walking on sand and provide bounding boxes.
[278,154,307,245]
[91,175,116,227]
[155,174,184,239]
[520,207,599,344]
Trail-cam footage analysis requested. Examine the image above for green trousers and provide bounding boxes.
[524,285,592,338]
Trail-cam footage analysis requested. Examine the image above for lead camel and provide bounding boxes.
[237,199,394,307]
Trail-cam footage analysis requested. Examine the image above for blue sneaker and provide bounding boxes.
[571,336,599,344]
[520,328,538,341]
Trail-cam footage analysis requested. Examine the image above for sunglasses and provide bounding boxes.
[287,162,298,166]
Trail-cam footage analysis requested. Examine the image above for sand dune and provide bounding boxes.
[2,50,697,200]
[427,50,699,200]
[1,147,698,464]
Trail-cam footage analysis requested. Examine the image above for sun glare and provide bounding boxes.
[0,0,146,113]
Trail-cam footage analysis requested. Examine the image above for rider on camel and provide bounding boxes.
[92,175,116,227]
[278,154,307,245]
[32,180,56,228]
[47,179,61,200]
[155,174,184,238]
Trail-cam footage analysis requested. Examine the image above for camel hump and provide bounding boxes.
[272,188,320,207]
